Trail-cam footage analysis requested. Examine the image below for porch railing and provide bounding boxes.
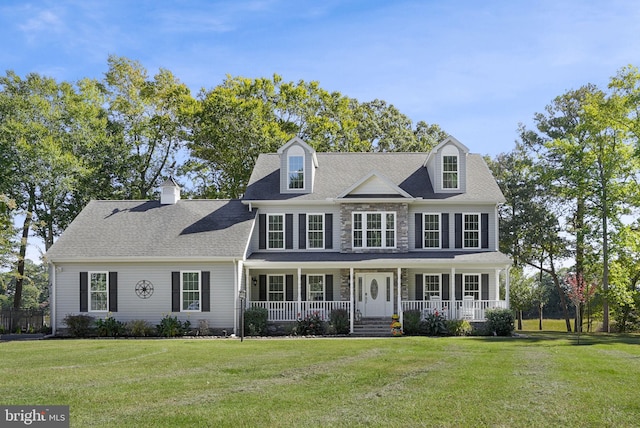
[250,301,351,322]
[401,300,508,321]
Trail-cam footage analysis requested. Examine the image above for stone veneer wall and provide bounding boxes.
[340,203,409,253]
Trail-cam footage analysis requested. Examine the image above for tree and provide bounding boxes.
[509,268,536,330]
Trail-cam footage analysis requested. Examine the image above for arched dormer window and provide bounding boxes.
[441,145,459,190]
[287,146,305,190]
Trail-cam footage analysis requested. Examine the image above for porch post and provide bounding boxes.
[495,268,500,302]
[297,267,302,319]
[505,267,511,308]
[349,267,354,334]
[450,267,456,319]
[397,267,402,325]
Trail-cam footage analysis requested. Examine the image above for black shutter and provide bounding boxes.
[301,275,307,301]
[258,214,266,249]
[286,275,294,301]
[415,274,423,300]
[201,271,210,312]
[172,272,180,312]
[109,272,118,312]
[325,214,333,249]
[455,274,462,300]
[442,274,450,300]
[259,275,267,301]
[285,214,293,249]
[299,214,306,249]
[325,275,333,301]
[481,274,489,301]
[79,272,88,312]
[455,213,462,248]
[442,213,449,249]
[481,213,489,249]
[415,213,423,249]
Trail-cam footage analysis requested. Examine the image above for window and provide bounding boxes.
[463,214,480,248]
[182,271,201,311]
[464,274,480,300]
[90,272,108,311]
[267,214,284,249]
[268,275,284,301]
[442,155,458,189]
[353,212,396,249]
[307,214,324,249]
[288,155,304,189]
[308,275,325,301]
[423,214,441,248]
[424,275,441,300]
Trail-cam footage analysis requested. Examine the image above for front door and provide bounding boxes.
[358,273,393,317]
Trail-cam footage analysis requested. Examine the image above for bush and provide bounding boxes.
[485,308,515,336]
[445,319,472,336]
[294,312,326,336]
[63,314,94,337]
[420,311,448,336]
[402,310,422,335]
[95,315,126,337]
[244,306,269,336]
[126,320,155,337]
[156,315,191,337]
[329,309,350,335]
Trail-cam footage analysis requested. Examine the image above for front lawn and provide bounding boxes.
[2,334,640,427]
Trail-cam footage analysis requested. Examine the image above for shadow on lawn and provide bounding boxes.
[467,331,640,346]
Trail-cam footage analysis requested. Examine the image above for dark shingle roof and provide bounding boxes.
[45,199,255,261]
[243,152,505,202]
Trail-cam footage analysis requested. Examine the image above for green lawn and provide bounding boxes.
[2,334,640,427]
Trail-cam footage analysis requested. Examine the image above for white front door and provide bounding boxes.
[357,273,393,317]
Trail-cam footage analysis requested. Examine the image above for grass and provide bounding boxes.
[2,334,640,427]
[518,318,604,332]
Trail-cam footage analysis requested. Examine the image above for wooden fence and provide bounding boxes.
[0,309,46,333]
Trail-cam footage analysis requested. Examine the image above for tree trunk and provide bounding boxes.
[517,310,522,330]
[13,193,34,309]
[538,303,543,330]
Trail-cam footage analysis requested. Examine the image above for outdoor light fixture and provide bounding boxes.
[239,289,246,342]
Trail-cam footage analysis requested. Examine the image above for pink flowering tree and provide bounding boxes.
[564,273,597,340]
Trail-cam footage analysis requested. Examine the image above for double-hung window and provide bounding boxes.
[307,214,324,249]
[182,271,201,311]
[288,155,304,189]
[267,214,284,249]
[443,155,459,189]
[90,272,108,311]
[308,274,325,301]
[353,212,396,249]
[463,213,480,248]
[423,274,441,300]
[268,275,285,301]
[423,214,441,248]
[464,274,480,300]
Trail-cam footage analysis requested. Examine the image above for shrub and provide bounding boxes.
[95,315,126,337]
[402,309,422,335]
[445,319,472,336]
[126,320,155,337]
[485,308,515,336]
[420,311,448,336]
[156,315,191,337]
[329,309,350,335]
[294,312,326,336]
[244,306,268,336]
[63,314,94,337]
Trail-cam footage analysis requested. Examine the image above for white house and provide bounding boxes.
[46,136,512,335]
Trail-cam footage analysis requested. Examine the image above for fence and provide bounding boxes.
[0,309,47,333]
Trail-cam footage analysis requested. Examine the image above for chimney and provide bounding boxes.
[160,177,181,205]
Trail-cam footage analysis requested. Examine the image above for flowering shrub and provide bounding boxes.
[420,310,448,336]
[295,312,326,336]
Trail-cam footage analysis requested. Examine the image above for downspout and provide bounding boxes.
[50,263,56,336]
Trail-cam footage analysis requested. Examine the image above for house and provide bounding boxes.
[45,136,512,335]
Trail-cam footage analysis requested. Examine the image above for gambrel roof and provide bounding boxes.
[45,199,256,262]
[243,152,505,202]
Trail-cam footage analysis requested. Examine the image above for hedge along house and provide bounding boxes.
[46,136,512,335]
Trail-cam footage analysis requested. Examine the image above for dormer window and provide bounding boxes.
[287,146,305,190]
[442,155,458,189]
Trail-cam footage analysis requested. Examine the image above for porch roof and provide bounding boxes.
[244,250,512,269]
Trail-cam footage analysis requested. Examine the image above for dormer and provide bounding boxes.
[160,176,181,205]
[277,137,318,194]
[425,135,469,194]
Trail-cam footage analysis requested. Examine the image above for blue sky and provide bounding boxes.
[3,0,640,157]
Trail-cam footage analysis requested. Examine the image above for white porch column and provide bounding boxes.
[397,267,402,324]
[450,267,456,319]
[505,267,511,308]
[495,268,501,302]
[349,267,354,333]
[297,267,302,318]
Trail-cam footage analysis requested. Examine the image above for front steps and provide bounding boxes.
[351,317,393,337]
